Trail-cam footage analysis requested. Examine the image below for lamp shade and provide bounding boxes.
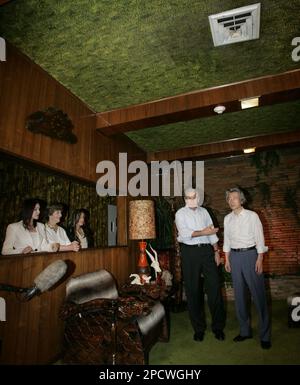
[129,200,156,240]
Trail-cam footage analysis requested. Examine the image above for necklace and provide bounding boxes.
[47,222,58,232]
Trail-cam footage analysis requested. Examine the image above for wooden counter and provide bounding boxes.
[0,246,135,364]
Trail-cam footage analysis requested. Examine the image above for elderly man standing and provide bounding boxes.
[224,187,271,349]
[175,188,226,342]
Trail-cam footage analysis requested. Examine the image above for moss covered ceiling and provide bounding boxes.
[127,100,300,152]
[0,0,300,152]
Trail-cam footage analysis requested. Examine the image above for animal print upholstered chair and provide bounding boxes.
[60,269,168,364]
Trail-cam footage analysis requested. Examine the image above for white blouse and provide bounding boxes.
[44,224,71,246]
[1,221,53,255]
[29,231,40,251]
[76,231,88,249]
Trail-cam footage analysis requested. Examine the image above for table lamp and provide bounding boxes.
[129,200,156,277]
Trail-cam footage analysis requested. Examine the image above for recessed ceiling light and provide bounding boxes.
[243,147,256,154]
[213,105,226,114]
[240,97,260,109]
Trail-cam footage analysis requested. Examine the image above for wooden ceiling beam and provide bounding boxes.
[96,69,300,136]
[147,130,300,162]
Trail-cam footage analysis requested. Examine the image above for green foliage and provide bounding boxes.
[257,182,271,207]
[26,107,77,144]
[284,175,300,225]
[152,197,174,250]
[251,150,280,181]
[0,154,115,248]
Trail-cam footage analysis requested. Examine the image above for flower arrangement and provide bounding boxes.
[26,106,77,144]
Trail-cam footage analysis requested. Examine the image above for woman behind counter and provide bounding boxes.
[44,204,80,252]
[1,199,59,255]
[67,209,94,249]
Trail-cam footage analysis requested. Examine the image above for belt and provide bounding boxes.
[184,243,211,248]
[231,246,256,252]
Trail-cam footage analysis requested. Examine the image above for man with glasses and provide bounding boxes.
[175,188,226,342]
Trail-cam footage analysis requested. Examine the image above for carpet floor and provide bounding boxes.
[149,300,300,365]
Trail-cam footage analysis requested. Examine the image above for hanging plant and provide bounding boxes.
[284,184,300,225]
[250,150,280,181]
[153,197,174,250]
[26,106,77,144]
[257,182,271,206]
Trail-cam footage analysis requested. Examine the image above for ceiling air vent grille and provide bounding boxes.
[209,3,261,47]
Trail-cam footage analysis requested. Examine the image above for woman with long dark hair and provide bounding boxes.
[1,198,59,255]
[67,209,94,249]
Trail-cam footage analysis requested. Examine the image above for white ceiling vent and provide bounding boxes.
[209,3,261,47]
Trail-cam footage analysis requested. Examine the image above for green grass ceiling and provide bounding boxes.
[0,0,299,152]
[126,100,300,152]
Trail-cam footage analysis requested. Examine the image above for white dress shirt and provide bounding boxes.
[44,224,71,246]
[223,208,267,254]
[1,221,53,255]
[175,206,219,245]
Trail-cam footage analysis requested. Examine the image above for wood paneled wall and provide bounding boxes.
[0,43,146,182]
[0,246,135,364]
[0,152,116,248]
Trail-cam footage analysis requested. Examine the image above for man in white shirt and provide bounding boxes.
[224,187,271,349]
[175,188,226,342]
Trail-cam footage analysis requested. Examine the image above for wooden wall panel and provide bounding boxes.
[0,44,146,182]
[0,246,136,364]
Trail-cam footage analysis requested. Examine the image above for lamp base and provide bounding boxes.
[137,265,150,276]
[137,241,150,278]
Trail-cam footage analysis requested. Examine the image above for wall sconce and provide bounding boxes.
[243,147,256,154]
[240,97,260,109]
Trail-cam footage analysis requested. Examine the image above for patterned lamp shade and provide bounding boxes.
[129,200,156,240]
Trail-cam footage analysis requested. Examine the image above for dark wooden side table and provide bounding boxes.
[120,281,172,301]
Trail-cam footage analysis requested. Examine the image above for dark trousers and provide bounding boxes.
[230,249,270,341]
[180,243,226,334]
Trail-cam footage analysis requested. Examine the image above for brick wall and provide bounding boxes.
[202,146,300,275]
[223,276,300,300]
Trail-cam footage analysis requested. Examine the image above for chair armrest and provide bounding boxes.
[60,296,154,321]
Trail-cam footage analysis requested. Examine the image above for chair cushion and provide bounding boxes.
[137,301,165,335]
[66,270,118,304]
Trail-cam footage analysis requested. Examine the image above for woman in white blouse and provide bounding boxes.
[1,199,59,255]
[67,209,94,249]
[45,204,80,252]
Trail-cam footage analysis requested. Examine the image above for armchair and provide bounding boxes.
[60,269,168,365]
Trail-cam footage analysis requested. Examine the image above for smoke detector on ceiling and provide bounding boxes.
[209,3,261,47]
[213,105,226,114]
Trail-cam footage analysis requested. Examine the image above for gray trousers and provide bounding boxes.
[230,249,270,342]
